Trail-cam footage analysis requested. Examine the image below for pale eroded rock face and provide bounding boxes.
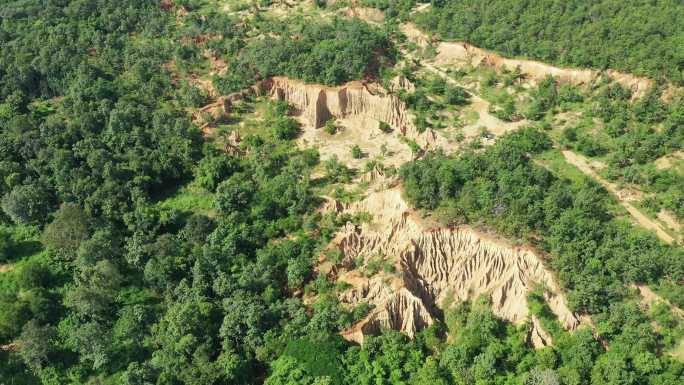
[338,6,386,24]
[431,39,653,98]
[266,76,446,148]
[195,84,265,136]
[260,76,455,168]
[388,75,416,93]
[325,188,580,347]
[196,76,456,168]
[270,76,414,135]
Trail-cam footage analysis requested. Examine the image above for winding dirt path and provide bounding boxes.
[561,150,675,244]
[420,61,528,134]
[400,33,527,140]
[400,22,676,245]
[634,284,684,318]
[633,283,684,362]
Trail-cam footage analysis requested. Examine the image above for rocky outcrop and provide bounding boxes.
[325,188,580,346]
[270,77,415,130]
[266,76,445,148]
[338,6,385,24]
[0,343,17,352]
[341,284,433,343]
[195,84,265,135]
[529,316,553,347]
[388,75,416,93]
[193,76,452,165]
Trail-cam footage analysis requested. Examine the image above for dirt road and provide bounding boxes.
[562,150,675,244]
[403,45,528,138]
[634,284,684,317]
[399,23,675,245]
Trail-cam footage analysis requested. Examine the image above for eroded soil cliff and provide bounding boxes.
[322,187,580,347]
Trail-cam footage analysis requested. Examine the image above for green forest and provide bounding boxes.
[1,0,684,384]
[401,128,684,311]
[414,0,684,84]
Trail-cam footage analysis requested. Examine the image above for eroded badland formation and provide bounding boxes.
[201,2,683,348]
[6,1,684,381]
[324,187,581,348]
[254,73,585,346]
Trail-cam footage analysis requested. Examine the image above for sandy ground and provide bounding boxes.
[398,31,527,144]
[403,19,655,98]
[400,14,684,244]
[400,23,431,48]
[420,60,529,138]
[655,150,684,170]
[634,284,684,318]
[562,150,675,244]
[658,210,682,233]
[297,114,414,169]
[338,6,385,24]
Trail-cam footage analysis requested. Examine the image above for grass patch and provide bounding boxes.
[670,339,684,362]
[534,148,588,186]
[1,225,42,266]
[462,108,480,125]
[157,184,216,217]
[212,97,269,141]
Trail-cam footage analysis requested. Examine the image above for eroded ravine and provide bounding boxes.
[399,22,655,98]
[322,187,581,347]
[266,76,453,167]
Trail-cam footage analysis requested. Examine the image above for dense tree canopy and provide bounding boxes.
[240,17,396,86]
[0,0,200,225]
[400,128,684,312]
[207,15,396,93]
[415,0,684,84]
